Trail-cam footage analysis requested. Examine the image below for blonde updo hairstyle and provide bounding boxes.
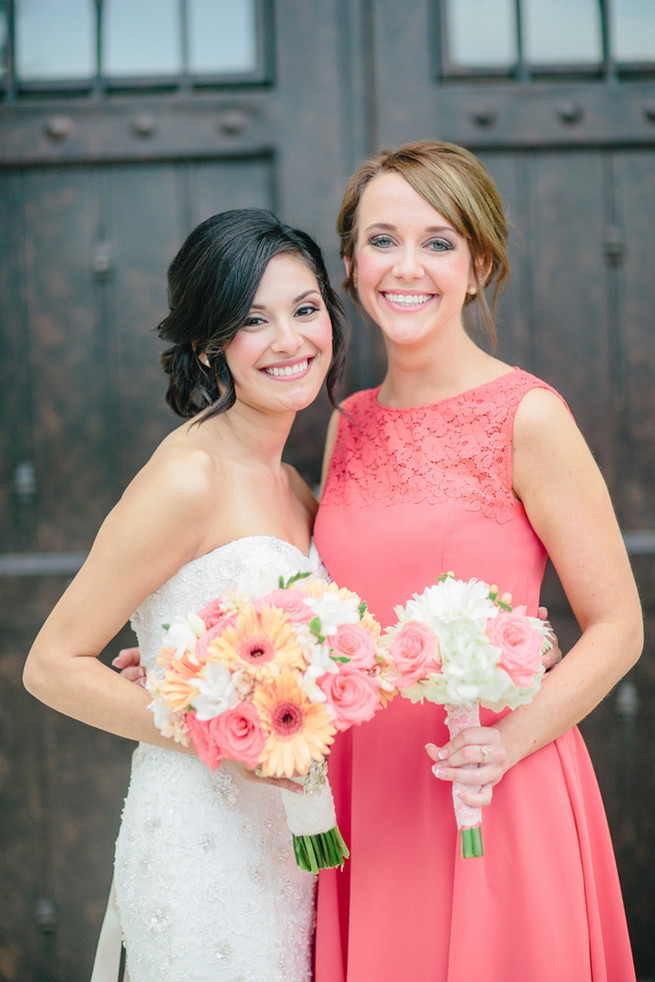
[337,140,510,347]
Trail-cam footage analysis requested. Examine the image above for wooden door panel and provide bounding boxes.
[107,163,186,496]
[614,150,655,530]
[23,168,112,549]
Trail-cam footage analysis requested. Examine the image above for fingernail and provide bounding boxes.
[437,749,449,760]
[425,743,437,754]
[432,766,447,779]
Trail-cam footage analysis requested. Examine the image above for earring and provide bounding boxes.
[198,351,210,367]
[467,286,478,296]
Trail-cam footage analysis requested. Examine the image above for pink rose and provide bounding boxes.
[186,712,223,771]
[194,617,238,661]
[211,702,266,769]
[254,589,314,623]
[486,608,543,688]
[330,623,377,669]
[197,598,231,629]
[319,667,380,731]
[389,621,441,689]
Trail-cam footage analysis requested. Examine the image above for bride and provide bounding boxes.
[23,208,348,982]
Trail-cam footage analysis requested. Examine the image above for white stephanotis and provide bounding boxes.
[400,577,498,633]
[146,671,191,744]
[304,592,360,636]
[298,640,340,703]
[190,660,238,721]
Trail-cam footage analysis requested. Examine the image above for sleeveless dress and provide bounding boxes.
[113,536,320,982]
[313,370,635,982]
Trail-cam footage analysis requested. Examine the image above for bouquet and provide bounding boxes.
[146,572,394,873]
[384,572,550,858]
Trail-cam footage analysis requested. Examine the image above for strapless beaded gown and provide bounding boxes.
[113,537,321,982]
[314,370,635,982]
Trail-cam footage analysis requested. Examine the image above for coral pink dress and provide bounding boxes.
[313,369,635,982]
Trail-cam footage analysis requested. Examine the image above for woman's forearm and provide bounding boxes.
[496,613,642,770]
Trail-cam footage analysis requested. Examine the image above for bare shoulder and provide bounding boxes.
[107,427,226,564]
[512,385,602,506]
[513,385,578,455]
[284,463,319,520]
[126,427,219,509]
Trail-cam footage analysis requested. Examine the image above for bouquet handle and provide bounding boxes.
[444,702,484,858]
[279,773,349,874]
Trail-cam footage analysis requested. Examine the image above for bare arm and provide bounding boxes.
[23,453,212,750]
[430,388,642,794]
[496,387,642,765]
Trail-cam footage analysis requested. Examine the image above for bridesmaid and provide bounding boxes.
[313,141,642,981]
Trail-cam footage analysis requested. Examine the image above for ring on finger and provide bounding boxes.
[480,745,491,765]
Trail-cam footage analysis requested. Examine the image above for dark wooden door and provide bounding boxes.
[1,1,654,978]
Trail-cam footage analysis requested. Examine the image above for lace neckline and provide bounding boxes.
[373,367,518,413]
[187,535,313,569]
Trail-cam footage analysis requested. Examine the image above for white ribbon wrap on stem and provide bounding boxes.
[445,702,482,832]
[279,779,338,836]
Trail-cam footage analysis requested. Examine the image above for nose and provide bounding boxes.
[271,317,304,354]
[392,247,424,280]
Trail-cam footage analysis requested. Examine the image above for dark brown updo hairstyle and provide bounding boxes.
[158,208,349,420]
[337,140,510,347]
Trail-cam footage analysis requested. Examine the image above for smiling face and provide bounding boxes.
[350,172,477,349]
[224,252,333,415]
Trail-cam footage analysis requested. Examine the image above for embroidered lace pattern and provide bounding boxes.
[322,370,563,525]
[115,537,325,982]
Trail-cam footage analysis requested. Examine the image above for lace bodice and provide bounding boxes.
[115,536,324,982]
[322,369,564,524]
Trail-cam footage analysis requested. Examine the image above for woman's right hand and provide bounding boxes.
[112,647,146,686]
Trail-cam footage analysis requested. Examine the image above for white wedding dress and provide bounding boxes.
[112,537,322,982]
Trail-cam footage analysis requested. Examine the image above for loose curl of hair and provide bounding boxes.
[337,140,510,348]
[158,209,349,420]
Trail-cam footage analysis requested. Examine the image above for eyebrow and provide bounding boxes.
[250,288,320,310]
[364,222,456,234]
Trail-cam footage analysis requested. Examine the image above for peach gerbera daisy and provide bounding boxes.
[158,651,201,712]
[207,603,306,681]
[254,670,335,778]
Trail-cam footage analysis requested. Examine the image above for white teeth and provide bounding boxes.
[384,293,432,306]
[264,359,309,377]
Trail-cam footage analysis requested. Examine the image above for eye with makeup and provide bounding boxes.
[368,234,395,249]
[295,301,321,318]
[426,237,455,252]
[242,314,267,330]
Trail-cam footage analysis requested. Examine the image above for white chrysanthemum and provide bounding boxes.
[190,660,238,721]
[404,577,498,631]
[304,592,360,635]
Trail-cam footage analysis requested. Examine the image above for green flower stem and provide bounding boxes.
[460,826,484,858]
[292,826,349,873]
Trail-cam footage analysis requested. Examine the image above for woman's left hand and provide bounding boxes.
[426,726,507,807]
[537,606,562,671]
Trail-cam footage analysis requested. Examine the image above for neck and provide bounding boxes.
[378,326,490,408]
[204,402,296,470]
